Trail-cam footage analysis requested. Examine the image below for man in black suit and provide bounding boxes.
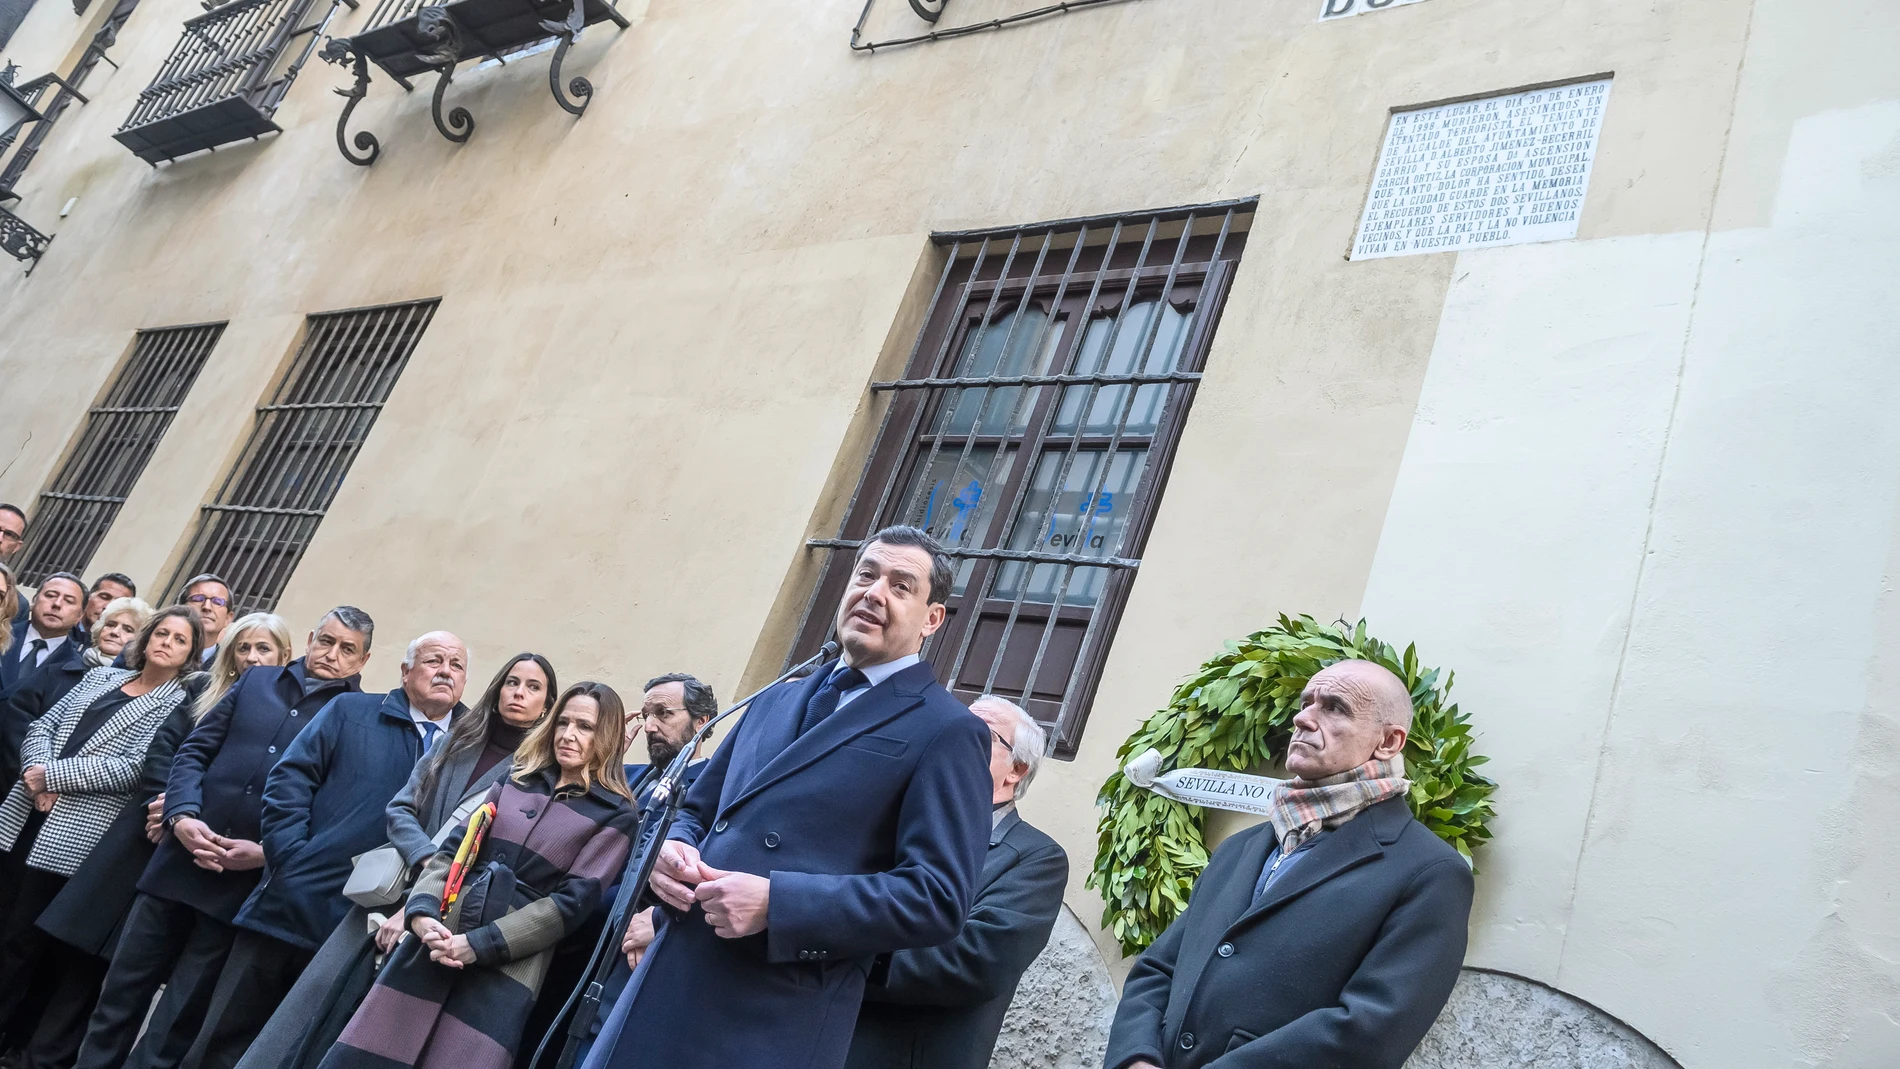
[73,607,372,1069]
[0,573,86,700]
[1104,660,1473,1069]
[846,694,1068,1069]
[586,526,992,1069]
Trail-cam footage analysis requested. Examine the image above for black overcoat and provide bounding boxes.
[1103,797,1473,1069]
[37,698,197,957]
[846,809,1069,1069]
[590,659,992,1069]
[145,660,361,920]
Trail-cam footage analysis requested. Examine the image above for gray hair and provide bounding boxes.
[971,694,1045,801]
[317,605,375,649]
[403,630,470,670]
[96,596,154,632]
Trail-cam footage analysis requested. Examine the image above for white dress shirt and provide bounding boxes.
[834,652,922,712]
[21,626,68,668]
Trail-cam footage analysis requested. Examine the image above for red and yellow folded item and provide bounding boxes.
[442,801,496,910]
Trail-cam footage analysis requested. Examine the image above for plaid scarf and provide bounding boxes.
[1267,755,1410,854]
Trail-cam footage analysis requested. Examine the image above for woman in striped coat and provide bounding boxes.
[0,605,204,1049]
[320,682,638,1069]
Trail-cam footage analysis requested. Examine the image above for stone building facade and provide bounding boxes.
[1,1,1895,1066]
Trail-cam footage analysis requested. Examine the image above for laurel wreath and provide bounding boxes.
[1085,614,1497,955]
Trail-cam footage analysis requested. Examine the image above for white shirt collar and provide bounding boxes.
[400,691,452,736]
[849,651,921,690]
[23,626,67,657]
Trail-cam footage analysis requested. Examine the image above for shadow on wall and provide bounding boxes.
[988,929,1681,1069]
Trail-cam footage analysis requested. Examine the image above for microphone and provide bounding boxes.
[530,640,842,1069]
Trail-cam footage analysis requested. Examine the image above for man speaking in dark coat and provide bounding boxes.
[1104,660,1473,1069]
[585,525,992,1069]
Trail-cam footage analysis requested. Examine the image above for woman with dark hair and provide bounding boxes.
[234,653,559,1069]
[0,606,203,1067]
[320,682,636,1069]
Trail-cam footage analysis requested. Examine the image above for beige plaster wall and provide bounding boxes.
[6,1,1885,1066]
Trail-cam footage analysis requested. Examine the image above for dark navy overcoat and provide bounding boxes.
[236,687,455,949]
[595,659,992,1069]
[146,659,362,921]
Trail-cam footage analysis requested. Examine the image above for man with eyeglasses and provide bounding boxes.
[845,695,1068,1069]
[0,505,27,624]
[180,575,235,664]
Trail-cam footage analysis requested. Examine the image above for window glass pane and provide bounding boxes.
[991,447,1148,607]
[897,445,1020,595]
[1053,300,1190,436]
[931,306,1066,437]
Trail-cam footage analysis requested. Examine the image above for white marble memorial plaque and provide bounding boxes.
[1319,0,1429,19]
[1350,78,1612,260]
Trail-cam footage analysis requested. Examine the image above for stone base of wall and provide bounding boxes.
[990,922,1679,1069]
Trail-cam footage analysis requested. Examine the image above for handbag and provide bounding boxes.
[446,860,518,934]
[342,789,495,908]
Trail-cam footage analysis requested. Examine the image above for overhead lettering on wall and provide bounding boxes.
[1350,78,1613,260]
[1319,0,1430,19]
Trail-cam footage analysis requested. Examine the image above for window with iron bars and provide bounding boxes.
[169,299,437,615]
[13,323,224,585]
[793,200,1252,758]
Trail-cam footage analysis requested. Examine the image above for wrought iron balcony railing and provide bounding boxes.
[321,0,627,165]
[0,203,52,267]
[114,0,353,164]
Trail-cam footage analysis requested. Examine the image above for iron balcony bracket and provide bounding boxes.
[538,0,591,117]
[321,38,380,166]
[0,203,52,270]
[416,6,475,143]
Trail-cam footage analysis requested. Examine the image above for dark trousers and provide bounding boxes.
[182,929,315,1069]
[0,863,67,1046]
[19,951,110,1069]
[75,894,233,1069]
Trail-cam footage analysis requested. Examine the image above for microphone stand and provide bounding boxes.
[530,640,840,1069]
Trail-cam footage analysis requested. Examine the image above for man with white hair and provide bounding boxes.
[1104,659,1473,1069]
[844,695,1070,1069]
[180,630,470,1069]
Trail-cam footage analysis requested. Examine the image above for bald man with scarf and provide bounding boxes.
[1104,660,1473,1069]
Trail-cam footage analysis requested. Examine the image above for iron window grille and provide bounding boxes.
[13,324,224,584]
[792,199,1253,758]
[170,299,437,614]
[114,0,350,164]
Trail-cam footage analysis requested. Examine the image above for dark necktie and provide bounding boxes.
[798,665,868,736]
[24,638,46,670]
[420,721,442,753]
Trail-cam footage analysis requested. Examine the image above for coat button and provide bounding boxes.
[1217,942,1234,957]
[712,819,728,833]
[267,745,277,754]
[764,832,780,848]
[1180,1032,1196,1050]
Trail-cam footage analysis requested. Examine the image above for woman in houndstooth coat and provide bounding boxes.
[0,605,204,1039]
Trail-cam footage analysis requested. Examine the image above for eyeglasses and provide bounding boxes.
[640,706,688,720]
[187,593,231,608]
[0,529,22,543]
[990,727,1013,752]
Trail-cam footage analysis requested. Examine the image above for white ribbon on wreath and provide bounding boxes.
[1121,747,1285,817]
